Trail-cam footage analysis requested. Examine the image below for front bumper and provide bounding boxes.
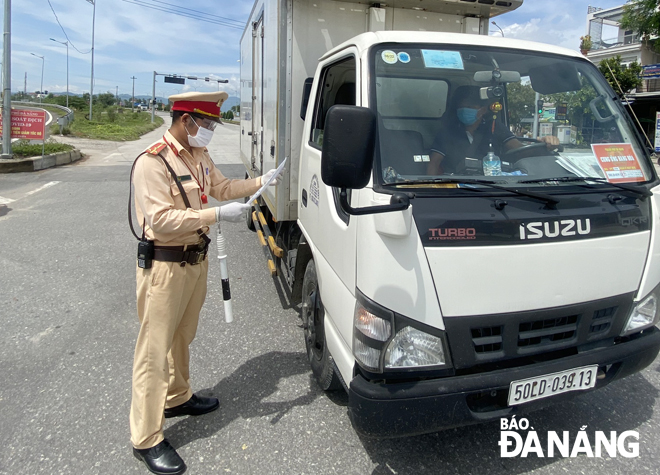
[348,327,660,438]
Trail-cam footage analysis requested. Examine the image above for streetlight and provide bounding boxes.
[30,53,44,103]
[491,21,504,37]
[50,38,69,108]
[86,0,96,121]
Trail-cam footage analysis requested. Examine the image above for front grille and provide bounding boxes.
[472,326,503,353]
[518,315,579,349]
[445,293,634,370]
[589,306,616,336]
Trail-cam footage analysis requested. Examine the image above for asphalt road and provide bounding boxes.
[1,119,660,474]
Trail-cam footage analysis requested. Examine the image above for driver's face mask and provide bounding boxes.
[457,107,479,126]
[185,116,216,148]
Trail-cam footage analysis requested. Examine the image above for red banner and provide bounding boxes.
[0,109,47,140]
[591,143,645,183]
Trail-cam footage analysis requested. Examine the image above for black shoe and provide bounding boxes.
[164,393,219,418]
[133,439,186,475]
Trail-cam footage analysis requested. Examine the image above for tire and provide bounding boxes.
[244,173,256,232]
[301,259,342,391]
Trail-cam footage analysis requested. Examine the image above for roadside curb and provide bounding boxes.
[0,149,83,173]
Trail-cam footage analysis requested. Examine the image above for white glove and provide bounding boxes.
[260,168,282,187]
[215,202,251,223]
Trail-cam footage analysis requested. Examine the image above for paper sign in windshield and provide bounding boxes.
[591,143,645,183]
[421,50,464,70]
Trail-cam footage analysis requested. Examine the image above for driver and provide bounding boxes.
[427,86,559,175]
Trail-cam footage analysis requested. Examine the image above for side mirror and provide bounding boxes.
[321,105,410,216]
[321,105,376,189]
[300,78,314,121]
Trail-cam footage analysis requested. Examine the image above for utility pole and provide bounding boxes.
[23,71,26,98]
[533,91,540,138]
[2,0,11,158]
[131,76,136,112]
[50,38,69,108]
[151,70,156,123]
[30,53,44,103]
[115,85,118,107]
[86,0,96,121]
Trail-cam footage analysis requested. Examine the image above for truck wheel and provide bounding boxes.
[244,173,256,232]
[301,260,342,391]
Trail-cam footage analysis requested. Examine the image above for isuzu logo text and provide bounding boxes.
[519,219,591,240]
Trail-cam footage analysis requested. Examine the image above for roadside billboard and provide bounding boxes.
[0,109,47,140]
[655,111,660,153]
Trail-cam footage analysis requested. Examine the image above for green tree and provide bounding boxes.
[620,0,660,50]
[96,92,116,107]
[598,55,643,96]
[506,82,536,131]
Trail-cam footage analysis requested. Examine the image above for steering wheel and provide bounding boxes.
[503,137,559,161]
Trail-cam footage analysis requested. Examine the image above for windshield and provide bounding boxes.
[371,44,654,190]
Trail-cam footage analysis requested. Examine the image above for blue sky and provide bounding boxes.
[8,0,626,99]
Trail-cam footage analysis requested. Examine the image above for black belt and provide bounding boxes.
[153,245,208,265]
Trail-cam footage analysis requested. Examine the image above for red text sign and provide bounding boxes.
[0,109,47,140]
[591,143,645,183]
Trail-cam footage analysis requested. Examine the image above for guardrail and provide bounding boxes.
[12,101,74,133]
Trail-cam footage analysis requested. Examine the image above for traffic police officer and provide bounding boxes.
[130,91,279,474]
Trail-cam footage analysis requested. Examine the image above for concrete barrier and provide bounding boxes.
[0,149,83,173]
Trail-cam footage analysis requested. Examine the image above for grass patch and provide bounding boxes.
[68,109,164,141]
[12,140,74,158]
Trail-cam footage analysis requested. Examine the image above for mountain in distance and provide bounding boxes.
[221,96,239,112]
[41,92,239,110]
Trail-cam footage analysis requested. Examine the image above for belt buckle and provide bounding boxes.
[195,251,205,264]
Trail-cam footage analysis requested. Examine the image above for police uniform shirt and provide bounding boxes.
[430,118,515,174]
[133,129,260,246]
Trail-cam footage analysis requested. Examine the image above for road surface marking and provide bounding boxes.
[0,196,15,205]
[103,152,122,161]
[26,181,60,196]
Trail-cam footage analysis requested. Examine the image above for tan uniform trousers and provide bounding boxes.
[130,256,209,449]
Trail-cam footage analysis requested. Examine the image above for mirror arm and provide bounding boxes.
[339,189,410,216]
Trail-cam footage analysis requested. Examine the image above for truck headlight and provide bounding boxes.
[385,326,446,368]
[353,294,393,372]
[353,290,451,372]
[622,282,660,336]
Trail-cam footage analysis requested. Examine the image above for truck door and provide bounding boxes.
[251,16,264,173]
[300,51,360,349]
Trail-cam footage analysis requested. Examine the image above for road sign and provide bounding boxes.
[555,102,568,121]
[164,76,185,85]
[0,109,47,140]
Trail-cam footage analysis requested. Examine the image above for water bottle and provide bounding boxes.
[483,150,502,176]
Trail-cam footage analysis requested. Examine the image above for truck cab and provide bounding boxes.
[240,0,660,438]
[298,32,660,436]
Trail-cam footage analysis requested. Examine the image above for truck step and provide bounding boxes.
[252,202,283,276]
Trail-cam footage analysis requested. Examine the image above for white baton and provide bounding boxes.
[216,228,233,323]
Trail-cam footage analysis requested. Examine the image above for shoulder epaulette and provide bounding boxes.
[146,142,167,155]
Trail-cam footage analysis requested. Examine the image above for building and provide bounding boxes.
[585,4,660,146]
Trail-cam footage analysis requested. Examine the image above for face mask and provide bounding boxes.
[185,117,215,148]
[457,107,479,126]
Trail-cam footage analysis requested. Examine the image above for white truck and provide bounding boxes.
[239,0,660,437]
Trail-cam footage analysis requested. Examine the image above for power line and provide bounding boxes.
[46,0,92,54]
[121,0,245,29]
[122,0,244,29]
[147,0,244,26]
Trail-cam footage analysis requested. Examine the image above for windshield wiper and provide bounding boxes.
[384,178,559,205]
[519,176,652,199]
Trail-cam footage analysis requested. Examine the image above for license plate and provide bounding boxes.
[508,365,598,406]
